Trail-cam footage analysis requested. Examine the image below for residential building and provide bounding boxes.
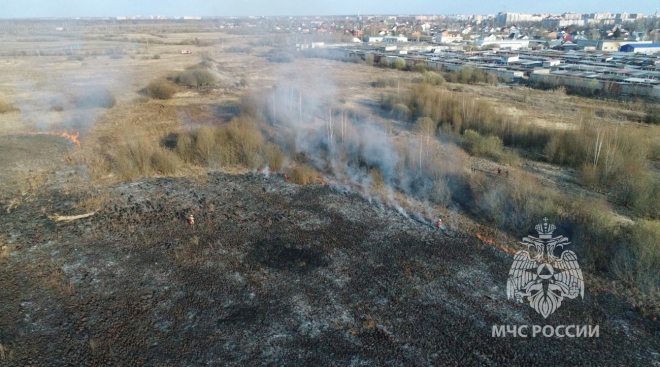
[435,31,463,44]
[477,39,529,50]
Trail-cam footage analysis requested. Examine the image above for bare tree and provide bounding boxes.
[593,129,604,167]
[415,117,435,170]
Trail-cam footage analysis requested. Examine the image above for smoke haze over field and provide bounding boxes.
[11,61,124,134]
[256,61,469,224]
[0,0,656,19]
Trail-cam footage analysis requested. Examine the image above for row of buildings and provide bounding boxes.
[318,42,660,97]
[495,12,646,26]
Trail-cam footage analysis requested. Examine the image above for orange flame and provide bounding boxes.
[315,177,325,185]
[475,233,517,254]
[26,131,81,148]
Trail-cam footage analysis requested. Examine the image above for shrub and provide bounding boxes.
[394,57,406,70]
[378,57,390,68]
[460,129,503,159]
[264,142,285,171]
[643,104,660,124]
[150,148,181,174]
[423,71,445,86]
[151,54,161,60]
[374,78,397,88]
[413,63,428,73]
[146,80,178,100]
[613,220,660,292]
[0,100,17,114]
[290,165,317,185]
[392,103,411,121]
[111,142,154,181]
[172,68,217,87]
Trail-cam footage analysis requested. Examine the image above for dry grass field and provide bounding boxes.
[0,22,659,365]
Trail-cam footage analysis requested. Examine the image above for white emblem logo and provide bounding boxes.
[507,218,584,318]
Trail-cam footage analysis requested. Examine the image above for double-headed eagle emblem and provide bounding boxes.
[507,218,584,318]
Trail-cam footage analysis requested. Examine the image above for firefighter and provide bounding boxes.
[436,218,443,229]
[187,214,194,226]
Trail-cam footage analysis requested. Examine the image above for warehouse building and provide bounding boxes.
[620,43,660,55]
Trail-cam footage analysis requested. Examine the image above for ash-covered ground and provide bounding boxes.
[1,171,659,366]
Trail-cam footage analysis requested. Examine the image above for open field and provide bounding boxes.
[1,24,660,365]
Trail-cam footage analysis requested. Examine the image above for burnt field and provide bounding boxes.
[1,170,659,366]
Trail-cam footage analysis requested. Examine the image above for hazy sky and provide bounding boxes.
[0,0,657,18]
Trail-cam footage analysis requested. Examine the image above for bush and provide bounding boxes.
[392,103,411,121]
[613,220,660,292]
[394,57,406,70]
[111,142,155,181]
[168,117,274,170]
[0,100,17,114]
[374,78,397,88]
[378,57,390,68]
[413,63,428,73]
[460,129,503,159]
[172,68,217,87]
[643,104,660,124]
[146,80,178,100]
[151,54,161,60]
[151,148,181,174]
[423,71,445,86]
[290,165,317,185]
[264,142,285,171]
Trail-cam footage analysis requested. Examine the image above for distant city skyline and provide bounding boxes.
[0,0,658,19]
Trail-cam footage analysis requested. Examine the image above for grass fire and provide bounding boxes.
[0,17,659,366]
[25,130,81,148]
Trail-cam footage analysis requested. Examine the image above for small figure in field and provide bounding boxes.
[505,170,509,177]
[187,214,195,226]
[497,167,502,175]
[436,218,443,229]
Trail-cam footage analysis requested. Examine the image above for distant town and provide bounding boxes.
[2,10,659,97]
